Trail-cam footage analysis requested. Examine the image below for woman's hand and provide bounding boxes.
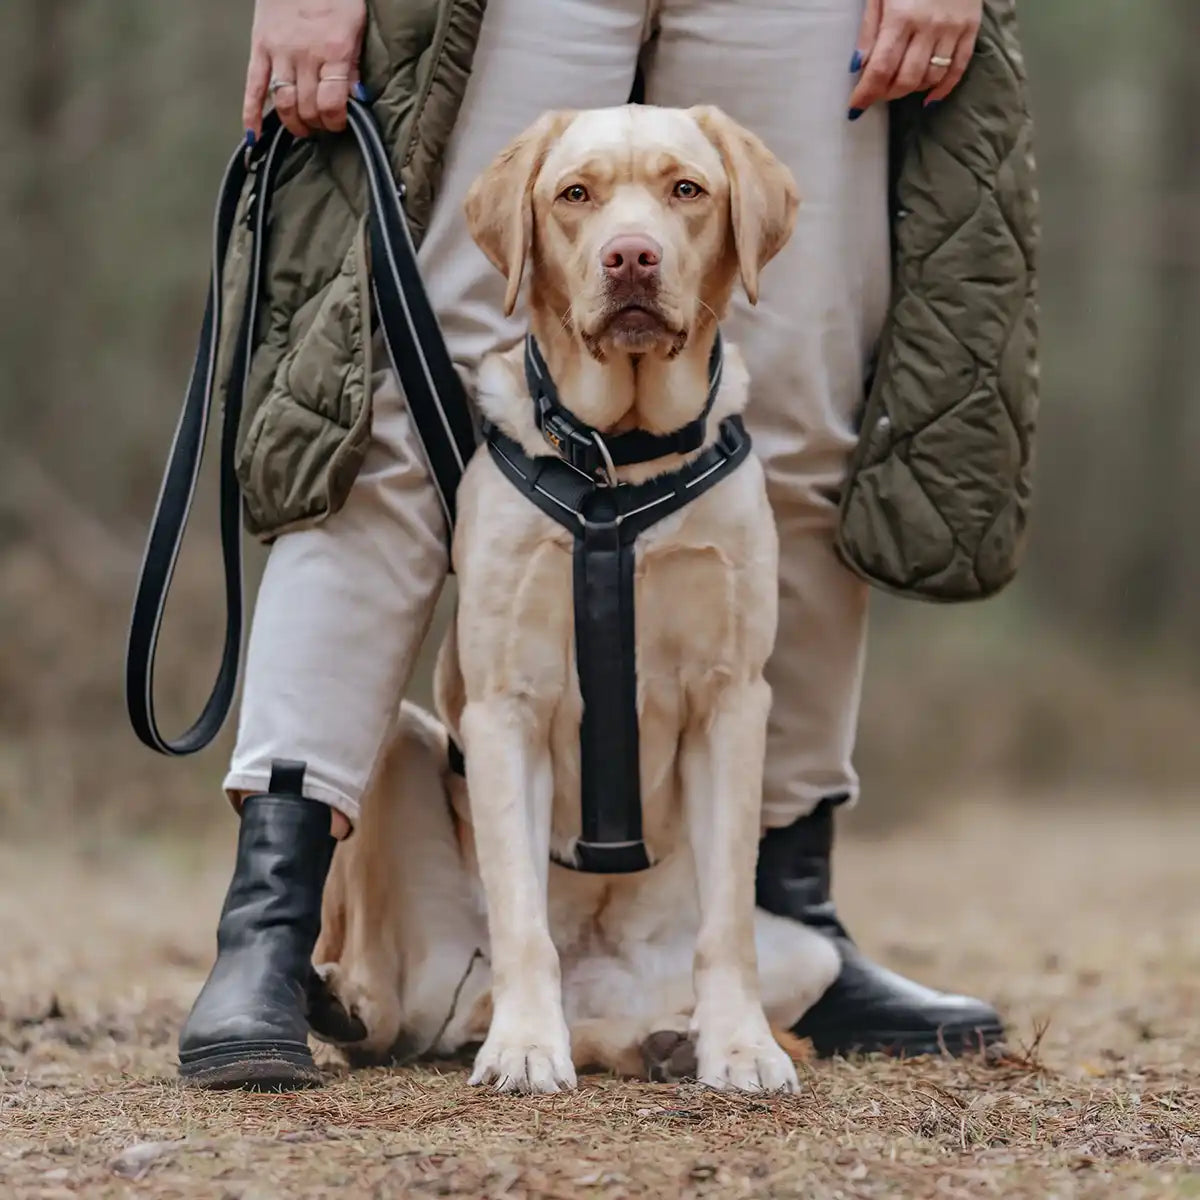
[243,0,367,141]
[848,0,981,118]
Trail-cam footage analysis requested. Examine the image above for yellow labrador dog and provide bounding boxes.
[314,105,840,1093]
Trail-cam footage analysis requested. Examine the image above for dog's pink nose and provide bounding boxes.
[601,235,662,285]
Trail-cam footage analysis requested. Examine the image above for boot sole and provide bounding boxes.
[807,1021,1006,1059]
[178,1040,324,1090]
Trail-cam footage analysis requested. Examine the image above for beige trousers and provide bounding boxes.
[226,0,890,827]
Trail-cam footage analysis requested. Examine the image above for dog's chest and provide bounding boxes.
[501,522,740,707]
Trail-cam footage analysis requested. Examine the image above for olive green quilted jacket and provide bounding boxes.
[218,0,1038,602]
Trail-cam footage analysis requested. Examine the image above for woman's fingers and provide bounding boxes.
[848,1,981,115]
[243,45,271,140]
[887,28,938,102]
[296,57,323,133]
[851,0,884,72]
[269,54,307,139]
[316,62,356,132]
[241,0,366,138]
[915,30,960,101]
[849,17,910,114]
[925,26,979,103]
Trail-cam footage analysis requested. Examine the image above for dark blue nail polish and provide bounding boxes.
[848,107,864,122]
[849,50,864,73]
[352,82,369,103]
[244,129,256,148]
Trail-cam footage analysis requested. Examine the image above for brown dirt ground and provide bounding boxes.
[2,803,1198,1199]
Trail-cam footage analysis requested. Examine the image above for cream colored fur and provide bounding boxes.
[314,105,840,1093]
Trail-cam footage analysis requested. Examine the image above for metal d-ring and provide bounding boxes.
[591,430,618,487]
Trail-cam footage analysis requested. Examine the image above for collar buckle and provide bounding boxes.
[539,402,603,478]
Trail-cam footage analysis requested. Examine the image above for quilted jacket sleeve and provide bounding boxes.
[836,0,1039,602]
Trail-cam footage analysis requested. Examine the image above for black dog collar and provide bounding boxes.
[523,330,724,482]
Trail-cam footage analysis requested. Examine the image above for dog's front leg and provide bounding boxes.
[681,677,799,1093]
[461,698,575,1093]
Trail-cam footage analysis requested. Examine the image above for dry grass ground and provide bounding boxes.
[2,804,1197,1199]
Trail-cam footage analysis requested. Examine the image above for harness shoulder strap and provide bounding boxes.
[126,101,473,756]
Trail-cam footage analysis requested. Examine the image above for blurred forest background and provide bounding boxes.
[1,1,1198,843]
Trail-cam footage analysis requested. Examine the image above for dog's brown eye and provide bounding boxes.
[673,180,704,200]
[560,184,590,203]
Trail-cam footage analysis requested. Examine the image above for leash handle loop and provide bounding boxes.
[125,101,472,756]
[124,127,277,756]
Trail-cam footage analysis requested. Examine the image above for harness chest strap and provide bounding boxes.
[479,409,753,874]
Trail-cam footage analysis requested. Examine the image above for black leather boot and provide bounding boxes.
[757,798,1005,1058]
[179,762,355,1089]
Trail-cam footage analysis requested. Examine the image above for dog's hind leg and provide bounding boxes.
[313,704,474,1064]
[753,907,840,1032]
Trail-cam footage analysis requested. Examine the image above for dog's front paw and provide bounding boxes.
[696,1021,799,1094]
[469,1020,576,1094]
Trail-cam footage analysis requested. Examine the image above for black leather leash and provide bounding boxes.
[484,367,752,874]
[125,100,475,756]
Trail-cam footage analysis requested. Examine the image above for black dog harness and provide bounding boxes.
[479,333,752,873]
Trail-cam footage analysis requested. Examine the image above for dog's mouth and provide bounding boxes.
[586,303,687,357]
[605,304,667,335]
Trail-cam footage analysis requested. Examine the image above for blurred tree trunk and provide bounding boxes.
[1116,2,1200,651]
[9,0,72,418]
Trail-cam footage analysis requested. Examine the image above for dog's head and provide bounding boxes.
[465,105,798,363]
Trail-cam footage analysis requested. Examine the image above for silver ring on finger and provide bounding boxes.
[269,78,297,95]
[318,73,351,82]
[930,55,953,68]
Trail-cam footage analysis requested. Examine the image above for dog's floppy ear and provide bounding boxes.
[464,110,576,317]
[690,106,799,305]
